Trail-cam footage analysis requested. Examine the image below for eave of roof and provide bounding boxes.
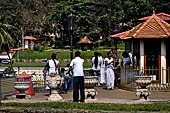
[24,36,37,40]
[138,12,170,21]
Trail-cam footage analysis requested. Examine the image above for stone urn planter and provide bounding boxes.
[46,75,64,101]
[84,76,98,99]
[135,75,152,100]
[14,82,30,95]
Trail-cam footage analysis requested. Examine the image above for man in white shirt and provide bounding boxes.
[69,51,85,102]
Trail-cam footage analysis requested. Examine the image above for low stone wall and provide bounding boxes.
[0,108,122,113]
[13,59,92,63]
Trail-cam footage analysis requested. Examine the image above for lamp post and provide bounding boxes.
[21,28,24,51]
[68,9,74,61]
[113,27,118,56]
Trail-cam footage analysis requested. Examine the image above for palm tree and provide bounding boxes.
[0,22,16,74]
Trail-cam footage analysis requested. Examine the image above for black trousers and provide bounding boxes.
[73,76,85,102]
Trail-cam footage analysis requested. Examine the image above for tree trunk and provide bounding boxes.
[6,51,14,75]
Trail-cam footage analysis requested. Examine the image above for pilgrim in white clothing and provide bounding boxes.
[104,57,115,90]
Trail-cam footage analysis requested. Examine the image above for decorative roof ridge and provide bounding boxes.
[157,12,170,17]
[133,12,170,38]
[133,13,155,37]
[153,13,170,36]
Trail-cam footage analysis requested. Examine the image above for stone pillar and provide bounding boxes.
[140,40,144,71]
[161,39,166,84]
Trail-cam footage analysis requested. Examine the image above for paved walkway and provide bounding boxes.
[2,86,170,104]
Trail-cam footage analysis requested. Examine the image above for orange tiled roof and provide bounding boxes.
[138,12,170,21]
[120,11,170,39]
[110,31,129,38]
[78,36,93,44]
[24,36,37,40]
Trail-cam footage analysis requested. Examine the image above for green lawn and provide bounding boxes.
[18,49,124,59]
[1,102,170,112]
[18,49,110,59]
[0,49,124,68]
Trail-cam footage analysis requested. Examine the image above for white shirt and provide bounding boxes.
[99,56,105,68]
[70,57,84,77]
[92,56,102,71]
[104,57,114,69]
[104,57,113,64]
[48,59,59,74]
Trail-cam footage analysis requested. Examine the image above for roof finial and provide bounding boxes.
[153,8,155,15]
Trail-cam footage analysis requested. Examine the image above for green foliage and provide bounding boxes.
[47,0,123,46]
[2,102,170,112]
[1,0,170,49]
[34,45,45,52]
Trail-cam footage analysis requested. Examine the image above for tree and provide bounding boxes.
[47,0,123,46]
[0,22,17,74]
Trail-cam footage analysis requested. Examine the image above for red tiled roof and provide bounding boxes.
[0,52,7,55]
[120,11,170,39]
[78,36,93,44]
[24,36,37,40]
[110,31,129,38]
[138,13,170,21]
[11,48,27,51]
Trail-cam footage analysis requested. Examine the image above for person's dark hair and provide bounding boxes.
[61,68,65,73]
[107,51,111,56]
[66,64,70,67]
[75,51,81,57]
[122,51,129,58]
[51,53,56,59]
[98,53,102,57]
[94,52,98,69]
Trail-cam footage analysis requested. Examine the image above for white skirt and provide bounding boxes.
[105,68,115,89]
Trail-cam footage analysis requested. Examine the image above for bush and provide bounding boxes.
[34,45,45,52]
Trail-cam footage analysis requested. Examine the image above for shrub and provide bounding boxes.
[34,45,45,52]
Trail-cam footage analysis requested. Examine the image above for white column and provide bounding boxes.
[161,39,166,84]
[25,40,28,48]
[140,39,144,71]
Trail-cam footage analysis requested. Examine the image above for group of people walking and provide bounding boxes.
[92,49,120,90]
[43,49,121,103]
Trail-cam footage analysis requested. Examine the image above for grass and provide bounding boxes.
[1,102,170,112]
[18,49,124,60]
[0,49,124,68]
[18,49,109,59]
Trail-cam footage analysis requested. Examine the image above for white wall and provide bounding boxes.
[25,40,29,48]
[0,53,12,59]
[161,39,166,84]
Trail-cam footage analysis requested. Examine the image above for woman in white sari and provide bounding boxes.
[104,51,115,90]
[98,53,105,85]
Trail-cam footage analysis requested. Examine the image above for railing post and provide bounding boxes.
[0,72,3,104]
[168,67,170,90]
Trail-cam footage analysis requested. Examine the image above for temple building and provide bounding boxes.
[111,11,170,84]
[78,36,94,50]
[24,36,37,49]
